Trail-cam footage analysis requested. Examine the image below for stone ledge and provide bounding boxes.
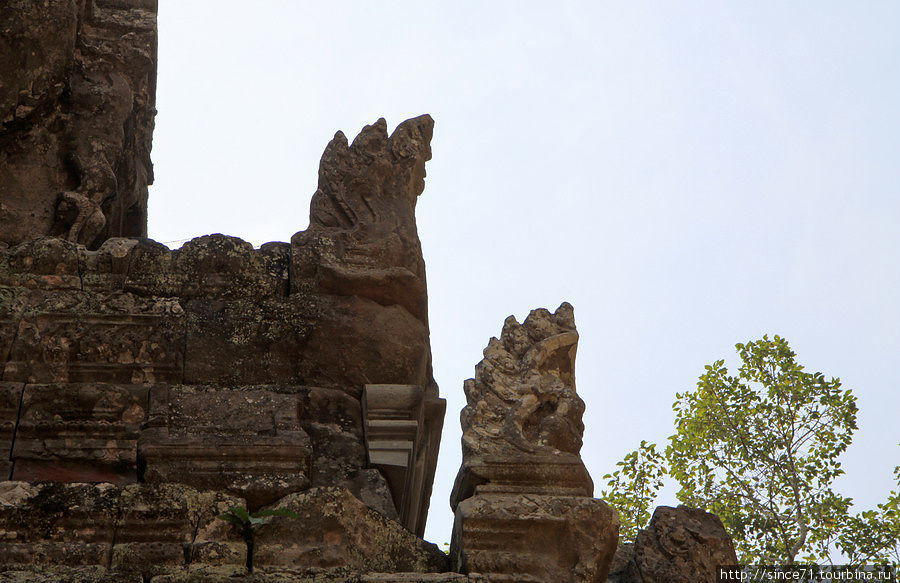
[0,567,485,583]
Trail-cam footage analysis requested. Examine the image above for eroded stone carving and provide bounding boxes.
[11,383,150,484]
[0,0,157,248]
[450,303,618,583]
[451,302,593,508]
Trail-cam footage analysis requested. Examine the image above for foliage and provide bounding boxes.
[837,453,900,567]
[601,440,667,544]
[216,506,299,573]
[666,335,858,563]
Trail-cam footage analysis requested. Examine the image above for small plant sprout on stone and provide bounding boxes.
[216,506,299,573]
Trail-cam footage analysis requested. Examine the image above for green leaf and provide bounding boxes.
[231,507,251,522]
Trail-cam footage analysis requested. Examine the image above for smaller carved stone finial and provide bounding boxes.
[461,301,585,460]
[451,302,593,510]
[450,303,618,583]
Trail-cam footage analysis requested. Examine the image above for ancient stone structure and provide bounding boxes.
[0,111,445,524]
[607,506,739,583]
[450,303,619,582]
[0,5,743,581]
[0,0,158,248]
[1,18,449,570]
[0,112,449,579]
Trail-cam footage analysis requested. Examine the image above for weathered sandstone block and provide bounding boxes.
[453,493,617,583]
[111,484,242,574]
[0,566,141,583]
[254,487,448,573]
[78,237,139,292]
[0,482,119,566]
[11,383,150,483]
[0,238,82,290]
[139,386,311,508]
[0,481,242,575]
[181,296,311,385]
[606,506,738,583]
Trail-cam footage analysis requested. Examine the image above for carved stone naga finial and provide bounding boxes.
[451,302,594,508]
[291,115,434,322]
[460,301,585,459]
[450,302,618,583]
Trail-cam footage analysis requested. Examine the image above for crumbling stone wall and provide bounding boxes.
[0,116,448,579]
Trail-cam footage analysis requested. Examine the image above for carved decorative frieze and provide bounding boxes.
[11,383,149,483]
[138,386,312,508]
[4,295,185,385]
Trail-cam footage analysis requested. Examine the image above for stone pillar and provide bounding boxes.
[450,303,618,583]
[0,0,157,248]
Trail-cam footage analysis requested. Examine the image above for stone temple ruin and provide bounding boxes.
[0,3,739,582]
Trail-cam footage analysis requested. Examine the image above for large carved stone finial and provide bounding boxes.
[450,303,618,583]
[291,115,434,322]
[290,116,445,537]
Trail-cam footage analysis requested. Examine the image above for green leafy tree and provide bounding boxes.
[666,335,858,563]
[837,452,900,567]
[601,440,668,544]
[216,506,299,573]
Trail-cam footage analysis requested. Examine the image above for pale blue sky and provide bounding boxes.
[150,1,900,545]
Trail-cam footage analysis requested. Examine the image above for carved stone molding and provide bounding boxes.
[363,384,446,537]
[138,386,312,508]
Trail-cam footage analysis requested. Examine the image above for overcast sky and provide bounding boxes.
[149,1,900,545]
